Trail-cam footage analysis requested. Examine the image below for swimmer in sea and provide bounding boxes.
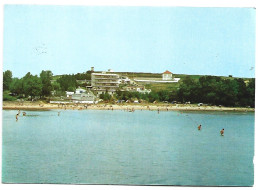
[16,114,19,121]
[23,112,26,116]
[220,128,224,136]
[198,124,201,130]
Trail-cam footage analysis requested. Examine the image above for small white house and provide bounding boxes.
[72,90,96,104]
[66,91,74,98]
[162,70,173,80]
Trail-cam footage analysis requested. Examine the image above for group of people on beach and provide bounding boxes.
[197,124,224,136]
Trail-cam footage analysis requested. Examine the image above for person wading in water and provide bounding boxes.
[220,128,224,136]
[198,124,201,130]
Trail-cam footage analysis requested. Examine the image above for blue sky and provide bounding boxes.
[3,5,255,78]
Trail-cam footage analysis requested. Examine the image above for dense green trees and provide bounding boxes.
[99,92,112,101]
[56,75,77,91]
[23,73,42,100]
[4,71,49,100]
[177,76,200,103]
[10,78,24,96]
[247,79,255,107]
[115,91,171,103]
[176,76,255,107]
[4,70,77,100]
[3,70,12,91]
[40,70,53,97]
[75,72,91,80]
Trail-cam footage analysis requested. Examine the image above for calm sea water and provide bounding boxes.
[2,109,254,186]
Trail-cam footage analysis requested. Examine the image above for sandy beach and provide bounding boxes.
[2,101,254,112]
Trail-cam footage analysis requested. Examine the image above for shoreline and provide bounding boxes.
[2,102,255,112]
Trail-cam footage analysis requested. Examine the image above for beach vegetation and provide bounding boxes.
[3,91,17,101]
[100,92,112,101]
[40,70,53,98]
[22,72,43,100]
[75,72,91,80]
[176,76,255,108]
[9,78,24,95]
[3,70,13,91]
[56,74,77,91]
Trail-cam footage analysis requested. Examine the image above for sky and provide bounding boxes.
[3,5,256,78]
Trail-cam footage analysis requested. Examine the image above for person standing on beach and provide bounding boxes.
[198,124,201,130]
[220,128,224,136]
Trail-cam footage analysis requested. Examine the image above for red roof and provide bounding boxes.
[163,70,172,74]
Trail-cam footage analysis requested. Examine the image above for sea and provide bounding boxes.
[2,109,255,186]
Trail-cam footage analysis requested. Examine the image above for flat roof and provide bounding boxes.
[92,73,119,76]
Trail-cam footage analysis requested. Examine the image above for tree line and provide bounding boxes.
[3,70,255,107]
[177,76,255,107]
[3,70,53,100]
[3,70,91,101]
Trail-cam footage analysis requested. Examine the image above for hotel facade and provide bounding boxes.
[91,72,120,96]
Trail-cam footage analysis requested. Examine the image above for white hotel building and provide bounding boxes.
[91,72,120,96]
